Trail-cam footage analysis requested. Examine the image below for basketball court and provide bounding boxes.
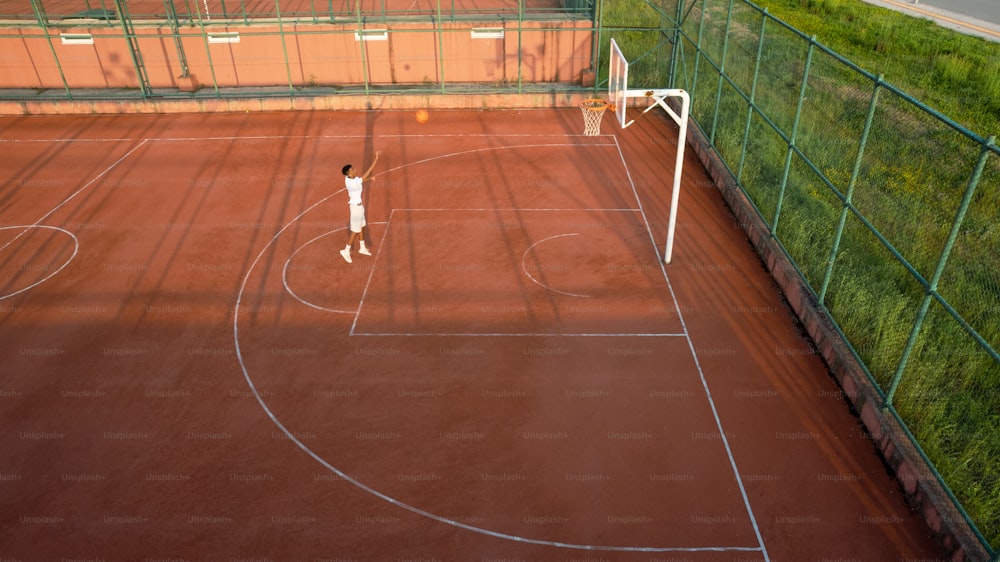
[0,44,947,561]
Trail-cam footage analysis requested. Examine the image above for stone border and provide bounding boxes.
[0,89,607,116]
[683,116,992,562]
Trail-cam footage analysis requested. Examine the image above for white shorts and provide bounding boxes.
[349,204,366,233]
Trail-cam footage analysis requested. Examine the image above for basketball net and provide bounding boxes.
[580,99,611,136]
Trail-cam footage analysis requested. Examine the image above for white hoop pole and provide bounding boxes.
[659,90,689,264]
[622,88,690,263]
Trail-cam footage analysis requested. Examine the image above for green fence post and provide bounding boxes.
[708,0,735,146]
[29,0,47,25]
[30,0,73,100]
[592,0,603,94]
[164,0,191,79]
[356,0,371,95]
[518,0,524,92]
[275,0,296,94]
[114,0,153,97]
[819,75,884,303]
[437,0,446,93]
[689,0,708,105]
[666,0,683,89]
[736,9,767,183]
[770,34,815,238]
[193,0,221,97]
[884,135,997,407]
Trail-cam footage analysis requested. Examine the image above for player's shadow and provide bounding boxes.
[361,100,382,244]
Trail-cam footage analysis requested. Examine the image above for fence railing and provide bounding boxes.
[6,0,594,23]
[594,0,998,557]
[0,0,596,99]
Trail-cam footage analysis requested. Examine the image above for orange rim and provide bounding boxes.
[581,99,608,111]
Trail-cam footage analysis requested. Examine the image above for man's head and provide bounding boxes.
[341,164,354,177]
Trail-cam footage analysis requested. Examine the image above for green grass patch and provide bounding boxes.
[752,0,1000,137]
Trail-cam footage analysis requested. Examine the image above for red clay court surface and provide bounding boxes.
[0,108,945,561]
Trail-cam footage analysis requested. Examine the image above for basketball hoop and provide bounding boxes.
[580,99,612,136]
[608,37,690,264]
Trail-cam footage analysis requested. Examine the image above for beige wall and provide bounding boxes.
[0,19,593,90]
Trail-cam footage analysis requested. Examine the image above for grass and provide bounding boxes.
[601,0,1000,551]
[751,0,1000,137]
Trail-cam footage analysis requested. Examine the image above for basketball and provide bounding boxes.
[415,109,429,123]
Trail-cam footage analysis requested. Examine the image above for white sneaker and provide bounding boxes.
[359,247,372,256]
[340,249,352,263]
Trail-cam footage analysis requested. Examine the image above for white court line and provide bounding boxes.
[4,131,767,554]
[0,140,149,255]
[0,138,140,143]
[0,226,79,301]
[234,138,764,554]
[0,140,148,299]
[521,233,590,298]
[397,207,640,212]
[132,133,619,142]
[612,136,771,561]
[4,132,765,554]
[349,209,394,336]
[352,332,688,337]
[348,208,677,335]
[236,194,757,553]
[280,223,389,314]
[372,143,617,181]
[1,133,617,147]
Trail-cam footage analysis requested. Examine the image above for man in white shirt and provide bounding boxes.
[340,150,382,263]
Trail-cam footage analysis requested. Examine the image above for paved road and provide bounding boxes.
[860,0,1000,41]
[917,0,999,24]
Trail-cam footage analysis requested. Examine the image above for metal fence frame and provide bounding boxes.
[12,0,595,23]
[595,0,998,558]
[2,0,598,100]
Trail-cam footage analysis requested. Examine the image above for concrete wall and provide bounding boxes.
[0,19,593,91]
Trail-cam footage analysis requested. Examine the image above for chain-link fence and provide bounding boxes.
[0,0,596,98]
[602,0,997,556]
[4,0,592,22]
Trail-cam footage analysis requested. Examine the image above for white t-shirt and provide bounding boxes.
[345,176,363,206]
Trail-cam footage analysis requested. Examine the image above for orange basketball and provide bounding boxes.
[415,109,429,123]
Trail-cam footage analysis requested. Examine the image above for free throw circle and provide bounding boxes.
[0,225,79,301]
